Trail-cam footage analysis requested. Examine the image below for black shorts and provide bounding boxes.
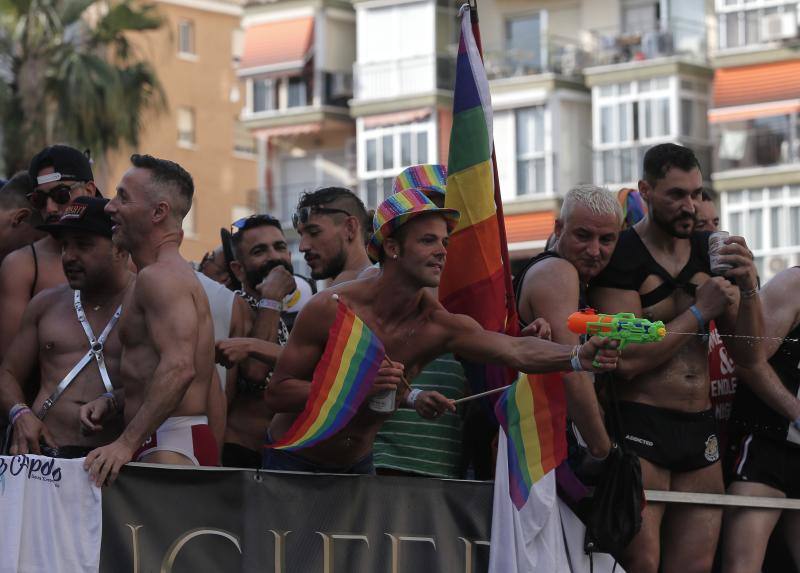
[732,434,800,498]
[221,442,261,469]
[616,401,720,472]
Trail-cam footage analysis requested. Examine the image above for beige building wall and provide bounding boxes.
[98,0,257,263]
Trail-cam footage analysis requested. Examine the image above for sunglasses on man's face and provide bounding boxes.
[27,182,85,210]
[292,206,352,229]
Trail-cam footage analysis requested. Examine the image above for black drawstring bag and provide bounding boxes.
[584,373,645,558]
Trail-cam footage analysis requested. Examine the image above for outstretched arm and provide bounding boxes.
[442,312,618,374]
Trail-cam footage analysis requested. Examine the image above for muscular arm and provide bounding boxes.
[264,295,335,413]
[733,268,800,422]
[520,260,611,457]
[0,296,43,412]
[589,286,704,379]
[0,250,35,362]
[443,312,617,373]
[0,294,57,453]
[117,271,200,449]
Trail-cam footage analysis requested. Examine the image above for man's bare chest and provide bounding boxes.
[39,302,122,358]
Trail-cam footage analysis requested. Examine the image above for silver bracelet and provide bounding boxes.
[740,286,759,299]
[570,344,583,372]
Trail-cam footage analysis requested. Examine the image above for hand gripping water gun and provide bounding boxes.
[567,308,667,350]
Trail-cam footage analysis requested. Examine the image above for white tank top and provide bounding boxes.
[195,271,235,391]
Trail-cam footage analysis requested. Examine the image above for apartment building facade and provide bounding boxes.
[709,0,800,281]
[100,0,258,262]
[237,0,355,271]
[238,0,800,277]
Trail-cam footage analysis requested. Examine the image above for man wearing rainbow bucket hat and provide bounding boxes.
[264,187,620,474]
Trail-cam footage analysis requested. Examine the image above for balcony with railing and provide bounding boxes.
[353,54,455,101]
[483,35,591,81]
[583,20,707,69]
[713,113,800,173]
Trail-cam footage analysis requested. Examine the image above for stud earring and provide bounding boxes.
[392,254,398,260]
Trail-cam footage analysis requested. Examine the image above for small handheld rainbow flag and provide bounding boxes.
[267,300,386,451]
[494,372,567,510]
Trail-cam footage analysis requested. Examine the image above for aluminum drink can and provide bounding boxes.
[368,388,396,413]
[708,231,733,275]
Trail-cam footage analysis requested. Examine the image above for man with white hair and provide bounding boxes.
[515,184,621,469]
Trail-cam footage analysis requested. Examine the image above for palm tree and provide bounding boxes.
[0,0,165,175]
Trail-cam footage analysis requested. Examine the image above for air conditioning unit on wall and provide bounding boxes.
[767,254,790,276]
[760,12,798,42]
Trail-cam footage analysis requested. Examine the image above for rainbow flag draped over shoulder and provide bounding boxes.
[268,300,385,451]
[494,373,567,509]
[439,4,518,411]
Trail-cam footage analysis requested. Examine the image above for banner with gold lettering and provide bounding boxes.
[100,464,493,572]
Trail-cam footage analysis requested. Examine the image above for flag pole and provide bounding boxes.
[452,383,512,405]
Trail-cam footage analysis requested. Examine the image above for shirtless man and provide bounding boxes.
[0,173,45,264]
[219,214,296,468]
[515,184,620,466]
[83,154,218,486]
[294,187,373,285]
[0,196,132,457]
[0,146,98,360]
[589,143,763,573]
[264,188,620,474]
[721,266,800,572]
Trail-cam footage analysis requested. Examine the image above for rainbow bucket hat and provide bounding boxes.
[367,188,460,262]
[392,164,447,198]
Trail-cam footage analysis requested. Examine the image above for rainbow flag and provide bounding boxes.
[494,373,567,510]
[267,301,385,451]
[439,5,518,411]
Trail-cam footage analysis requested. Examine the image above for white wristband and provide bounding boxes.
[792,417,800,433]
[256,298,282,312]
[405,388,423,407]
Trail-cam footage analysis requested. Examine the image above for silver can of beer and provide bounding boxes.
[708,231,733,275]
[368,388,396,413]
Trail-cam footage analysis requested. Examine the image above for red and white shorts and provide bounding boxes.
[134,416,219,466]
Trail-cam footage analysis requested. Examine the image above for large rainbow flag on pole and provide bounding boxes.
[439,2,519,413]
[267,300,385,451]
[494,373,567,510]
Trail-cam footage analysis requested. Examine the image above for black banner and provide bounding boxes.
[101,465,493,573]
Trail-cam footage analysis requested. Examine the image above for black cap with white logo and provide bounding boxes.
[38,196,113,238]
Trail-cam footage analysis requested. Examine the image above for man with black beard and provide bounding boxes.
[215,214,309,467]
[589,144,763,573]
[294,187,373,285]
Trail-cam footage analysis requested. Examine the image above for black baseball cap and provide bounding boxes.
[39,196,113,238]
[28,145,101,196]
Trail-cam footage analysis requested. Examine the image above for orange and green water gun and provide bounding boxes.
[567,308,666,351]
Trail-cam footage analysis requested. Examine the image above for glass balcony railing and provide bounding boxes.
[584,22,707,67]
[483,35,590,80]
[713,114,800,172]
